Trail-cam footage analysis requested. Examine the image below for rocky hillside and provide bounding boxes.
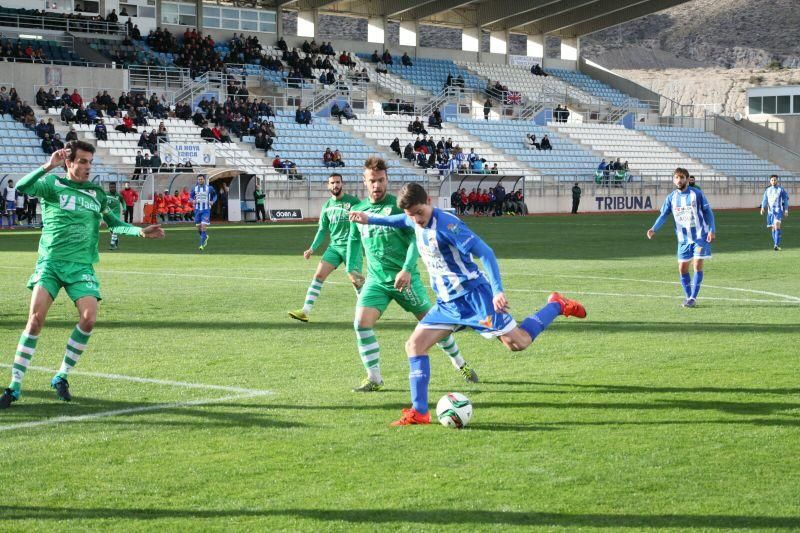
[582,0,800,69]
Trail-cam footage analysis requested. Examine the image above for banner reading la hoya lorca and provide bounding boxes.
[161,143,216,166]
[595,195,654,211]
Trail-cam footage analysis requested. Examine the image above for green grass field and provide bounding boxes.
[0,211,798,531]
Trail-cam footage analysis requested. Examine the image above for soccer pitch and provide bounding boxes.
[0,211,798,531]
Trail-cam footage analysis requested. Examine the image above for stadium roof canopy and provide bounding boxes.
[255,0,692,38]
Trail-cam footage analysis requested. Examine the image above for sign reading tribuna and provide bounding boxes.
[595,196,653,211]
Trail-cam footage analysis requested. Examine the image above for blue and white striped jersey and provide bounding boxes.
[762,185,789,214]
[190,184,217,211]
[652,187,716,244]
[368,208,503,303]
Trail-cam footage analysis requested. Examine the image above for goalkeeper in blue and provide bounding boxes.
[349,183,586,426]
[647,167,716,308]
[761,174,789,251]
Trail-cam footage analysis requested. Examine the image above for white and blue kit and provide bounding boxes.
[190,183,217,225]
[3,183,17,212]
[651,187,716,260]
[366,208,517,337]
[762,184,789,227]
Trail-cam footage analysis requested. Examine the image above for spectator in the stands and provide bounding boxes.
[34,119,48,139]
[70,89,83,109]
[332,149,344,167]
[540,134,552,150]
[295,106,312,125]
[415,150,429,169]
[526,133,541,150]
[65,126,78,142]
[428,108,442,129]
[371,50,381,63]
[390,137,401,157]
[75,106,89,125]
[94,119,108,141]
[341,102,356,120]
[107,8,118,23]
[116,114,137,133]
[409,116,427,135]
[403,142,415,162]
[52,133,64,151]
[490,163,499,174]
[200,122,214,141]
[401,52,413,67]
[381,50,393,65]
[41,133,54,155]
[133,150,146,178]
[60,103,75,124]
[483,98,492,120]
[531,63,548,77]
[277,36,288,52]
[323,147,335,167]
[150,150,162,173]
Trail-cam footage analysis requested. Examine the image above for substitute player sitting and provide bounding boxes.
[349,182,586,425]
[760,174,789,251]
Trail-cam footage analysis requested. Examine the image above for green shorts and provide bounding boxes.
[320,245,347,268]
[358,274,431,315]
[27,259,102,302]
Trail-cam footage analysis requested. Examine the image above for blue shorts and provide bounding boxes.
[5,201,15,211]
[194,209,211,225]
[418,282,517,339]
[767,211,784,227]
[677,240,712,261]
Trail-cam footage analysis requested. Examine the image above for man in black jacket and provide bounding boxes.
[571,183,581,214]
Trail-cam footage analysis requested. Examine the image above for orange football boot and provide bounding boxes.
[548,292,587,319]
[390,407,431,426]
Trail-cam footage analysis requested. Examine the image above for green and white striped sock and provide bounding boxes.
[355,326,382,383]
[10,331,38,393]
[57,325,92,379]
[302,277,324,314]
[437,334,465,369]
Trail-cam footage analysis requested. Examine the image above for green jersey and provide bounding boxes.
[254,189,266,206]
[346,193,419,284]
[310,193,360,251]
[107,192,124,217]
[16,166,143,264]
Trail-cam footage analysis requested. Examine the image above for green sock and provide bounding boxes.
[10,331,38,393]
[302,277,324,314]
[57,325,92,379]
[355,326,381,382]
[437,334,465,368]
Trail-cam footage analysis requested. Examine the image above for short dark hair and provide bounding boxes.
[328,173,343,181]
[66,140,95,161]
[363,156,388,173]
[398,183,428,210]
[770,174,779,179]
[674,167,689,179]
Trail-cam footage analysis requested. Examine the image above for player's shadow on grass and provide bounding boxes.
[6,390,305,430]
[553,320,800,334]
[482,380,800,396]
[0,505,798,529]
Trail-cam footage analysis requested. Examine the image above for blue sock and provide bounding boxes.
[680,273,692,298]
[691,271,704,299]
[519,302,561,341]
[200,230,206,244]
[408,355,430,414]
[776,229,782,246]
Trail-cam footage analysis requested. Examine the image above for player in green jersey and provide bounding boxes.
[0,142,164,409]
[289,173,362,322]
[106,181,125,250]
[345,156,477,392]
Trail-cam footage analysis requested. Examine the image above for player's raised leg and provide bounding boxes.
[0,285,53,408]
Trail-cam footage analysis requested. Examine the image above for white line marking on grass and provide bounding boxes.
[503,288,795,304]
[0,391,270,432]
[0,364,274,395]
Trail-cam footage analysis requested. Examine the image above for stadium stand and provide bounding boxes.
[548,68,642,108]
[455,118,599,181]
[551,123,714,180]
[637,126,798,182]
[369,56,485,94]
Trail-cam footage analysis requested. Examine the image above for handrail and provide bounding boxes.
[0,11,126,35]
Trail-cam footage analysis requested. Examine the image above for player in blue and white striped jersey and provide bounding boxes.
[349,182,587,426]
[190,174,217,250]
[647,167,716,308]
[760,174,789,251]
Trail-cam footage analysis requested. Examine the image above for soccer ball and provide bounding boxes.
[436,392,473,429]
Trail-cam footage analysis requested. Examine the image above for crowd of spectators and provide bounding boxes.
[525,133,552,150]
[1,39,47,62]
[450,185,526,216]
[0,7,125,34]
[394,132,500,177]
[322,147,345,168]
[596,158,629,185]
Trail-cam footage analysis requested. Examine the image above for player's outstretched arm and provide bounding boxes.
[349,211,410,227]
[140,225,165,238]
